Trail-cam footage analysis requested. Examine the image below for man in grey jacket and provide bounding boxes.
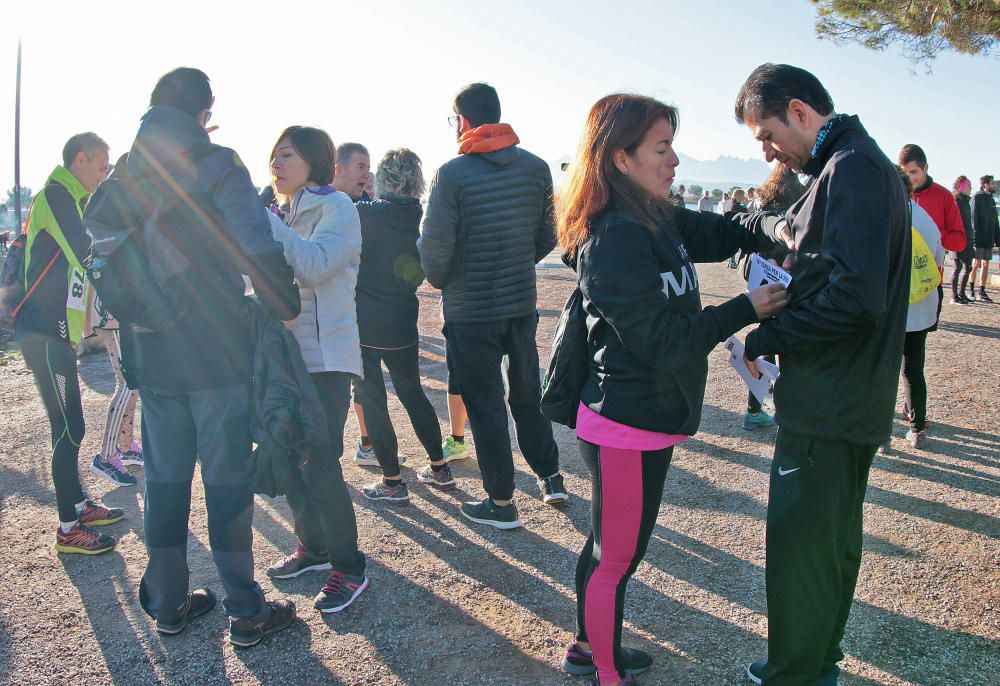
[418,82,564,530]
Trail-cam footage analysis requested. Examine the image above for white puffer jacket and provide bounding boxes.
[268,186,363,376]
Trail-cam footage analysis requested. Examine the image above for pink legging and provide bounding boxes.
[575,439,673,684]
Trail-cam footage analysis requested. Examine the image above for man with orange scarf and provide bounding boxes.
[418,82,565,530]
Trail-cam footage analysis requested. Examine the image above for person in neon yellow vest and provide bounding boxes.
[15,132,125,555]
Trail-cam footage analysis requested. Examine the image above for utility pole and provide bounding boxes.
[13,39,22,228]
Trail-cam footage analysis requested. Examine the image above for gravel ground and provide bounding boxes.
[0,261,996,686]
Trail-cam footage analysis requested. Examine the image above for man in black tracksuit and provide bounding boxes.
[735,64,910,686]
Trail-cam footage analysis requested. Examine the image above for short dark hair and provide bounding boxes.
[899,144,927,168]
[336,142,369,168]
[271,126,336,186]
[897,166,912,194]
[982,175,995,189]
[453,82,501,127]
[150,67,212,119]
[62,132,108,168]
[734,63,835,124]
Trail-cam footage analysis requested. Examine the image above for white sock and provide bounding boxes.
[74,499,88,514]
[60,520,78,533]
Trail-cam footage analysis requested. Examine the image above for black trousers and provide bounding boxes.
[353,344,443,478]
[951,253,973,297]
[284,371,365,577]
[444,313,560,501]
[901,331,928,432]
[763,428,876,686]
[22,335,87,523]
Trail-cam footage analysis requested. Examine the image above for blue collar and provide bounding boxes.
[810,114,849,159]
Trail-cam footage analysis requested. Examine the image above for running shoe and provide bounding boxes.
[877,440,892,455]
[55,522,117,555]
[266,541,332,579]
[746,659,840,685]
[906,428,926,449]
[416,464,457,490]
[537,474,569,504]
[352,443,407,467]
[228,599,296,647]
[362,480,410,502]
[949,296,968,305]
[442,436,469,461]
[155,588,217,635]
[562,640,653,676]
[90,453,137,487]
[119,441,144,467]
[742,410,776,431]
[980,290,994,303]
[460,498,521,530]
[77,499,125,526]
[313,571,369,613]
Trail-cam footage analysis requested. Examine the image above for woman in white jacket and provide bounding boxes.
[261,126,368,614]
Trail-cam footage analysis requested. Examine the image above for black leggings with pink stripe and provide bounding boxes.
[575,439,673,684]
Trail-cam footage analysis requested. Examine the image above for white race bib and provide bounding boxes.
[66,268,87,312]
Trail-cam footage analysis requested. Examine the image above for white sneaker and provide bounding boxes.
[352,443,406,467]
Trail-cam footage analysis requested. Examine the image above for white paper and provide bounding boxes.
[725,335,778,403]
[746,253,792,293]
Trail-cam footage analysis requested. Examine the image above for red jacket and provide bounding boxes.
[913,179,966,252]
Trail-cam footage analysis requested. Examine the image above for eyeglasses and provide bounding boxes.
[447,115,461,127]
[204,110,213,124]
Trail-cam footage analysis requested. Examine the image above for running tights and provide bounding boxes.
[96,329,138,459]
[21,336,87,522]
[575,439,673,684]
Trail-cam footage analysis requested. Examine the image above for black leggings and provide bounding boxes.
[353,344,443,478]
[901,331,928,431]
[575,439,673,684]
[21,336,87,522]
[951,253,973,297]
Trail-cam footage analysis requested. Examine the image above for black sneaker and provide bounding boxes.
[746,659,840,685]
[361,480,410,502]
[980,290,994,303]
[537,473,569,505]
[562,640,653,676]
[265,541,331,579]
[228,599,296,648]
[416,464,457,490]
[313,570,369,613]
[460,498,521,530]
[155,588,217,635]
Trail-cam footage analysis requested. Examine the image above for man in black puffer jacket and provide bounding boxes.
[735,64,910,686]
[418,82,563,530]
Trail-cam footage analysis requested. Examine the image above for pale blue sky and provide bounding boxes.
[5,0,998,195]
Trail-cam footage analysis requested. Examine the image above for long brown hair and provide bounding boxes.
[755,164,806,213]
[556,94,679,259]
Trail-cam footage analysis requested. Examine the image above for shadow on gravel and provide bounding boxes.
[76,352,114,396]
[923,421,1000,468]
[232,621,348,686]
[937,321,1000,340]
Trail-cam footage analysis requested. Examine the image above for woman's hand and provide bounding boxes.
[748,282,788,319]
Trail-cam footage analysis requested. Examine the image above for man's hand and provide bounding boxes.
[775,219,795,270]
[743,352,762,380]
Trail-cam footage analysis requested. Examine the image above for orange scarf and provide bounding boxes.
[457,123,520,154]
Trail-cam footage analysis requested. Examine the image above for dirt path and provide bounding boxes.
[0,262,996,686]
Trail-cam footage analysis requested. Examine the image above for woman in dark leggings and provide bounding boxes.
[556,94,790,685]
[950,176,975,304]
[353,149,452,503]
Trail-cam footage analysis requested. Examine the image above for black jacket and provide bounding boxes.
[744,115,910,446]
[246,300,330,497]
[972,191,1000,249]
[575,207,762,434]
[116,106,298,391]
[355,196,424,348]
[955,194,975,260]
[417,145,556,323]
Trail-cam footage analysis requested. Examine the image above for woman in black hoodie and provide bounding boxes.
[352,149,450,503]
[950,175,975,303]
[556,94,789,686]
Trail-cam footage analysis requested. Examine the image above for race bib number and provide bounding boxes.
[67,268,87,312]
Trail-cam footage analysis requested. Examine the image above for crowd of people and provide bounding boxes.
[5,61,998,686]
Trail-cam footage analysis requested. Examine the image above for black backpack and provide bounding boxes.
[540,287,589,429]
[83,150,210,331]
[0,187,59,330]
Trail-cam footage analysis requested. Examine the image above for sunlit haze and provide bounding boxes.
[5,0,998,197]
